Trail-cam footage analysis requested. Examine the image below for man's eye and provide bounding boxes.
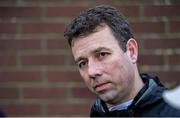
[100,52,108,56]
[78,61,87,68]
[98,52,109,58]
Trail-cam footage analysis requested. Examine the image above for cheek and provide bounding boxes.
[103,57,124,74]
[79,71,87,82]
[104,57,131,82]
[79,71,92,88]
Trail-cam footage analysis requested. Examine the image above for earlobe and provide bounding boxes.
[126,38,138,64]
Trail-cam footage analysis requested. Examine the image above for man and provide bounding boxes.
[64,5,180,117]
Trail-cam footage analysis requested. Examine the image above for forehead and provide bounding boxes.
[71,26,122,59]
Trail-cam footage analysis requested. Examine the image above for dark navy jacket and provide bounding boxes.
[90,74,180,117]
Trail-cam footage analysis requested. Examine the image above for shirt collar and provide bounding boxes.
[109,99,133,111]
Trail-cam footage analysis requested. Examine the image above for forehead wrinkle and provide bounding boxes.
[72,33,102,52]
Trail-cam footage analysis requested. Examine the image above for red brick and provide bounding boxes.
[0,7,42,18]
[47,39,68,49]
[0,40,41,50]
[47,103,90,116]
[21,54,65,65]
[20,0,141,6]
[170,21,180,32]
[138,54,164,66]
[168,54,180,65]
[171,1,180,5]
[13,0,74,5]
[0,23,17,33]
[116,5,139,17]
[23,87,67,99]
[22,23,65,33]
[0,88,18,99]
[148,71,180,83]
[0,104,42,116]
[47,5,139,18]
[71,87,95,99]
[0,55,16,66]
[131,21,165,33]
[47,6,87,17]
[143,38,180,49]
[47,71,82,82]
[144,5,180,16]
[0,71,41,82]
[69,55,76,65]
[0,0,17,5]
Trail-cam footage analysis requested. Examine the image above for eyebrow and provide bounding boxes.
[74,47,110,64]
[93,47,109,53]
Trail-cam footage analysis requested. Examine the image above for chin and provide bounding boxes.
[101,90,122,105]
[99,92,117,103]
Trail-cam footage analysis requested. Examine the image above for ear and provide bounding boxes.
[126,38,138,64]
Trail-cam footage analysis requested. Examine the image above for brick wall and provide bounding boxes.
[0,0,180,117]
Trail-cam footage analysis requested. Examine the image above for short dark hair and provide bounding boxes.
[64,5,134,52]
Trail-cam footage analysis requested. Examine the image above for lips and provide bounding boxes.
[94,82,110,92]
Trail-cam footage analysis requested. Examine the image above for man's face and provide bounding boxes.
[71,26,137,106]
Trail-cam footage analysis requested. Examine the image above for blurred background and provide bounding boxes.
[0,0,180,117]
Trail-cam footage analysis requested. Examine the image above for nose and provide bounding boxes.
[87,60,103,79]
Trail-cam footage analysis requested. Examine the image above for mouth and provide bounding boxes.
[94,82,111,92]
